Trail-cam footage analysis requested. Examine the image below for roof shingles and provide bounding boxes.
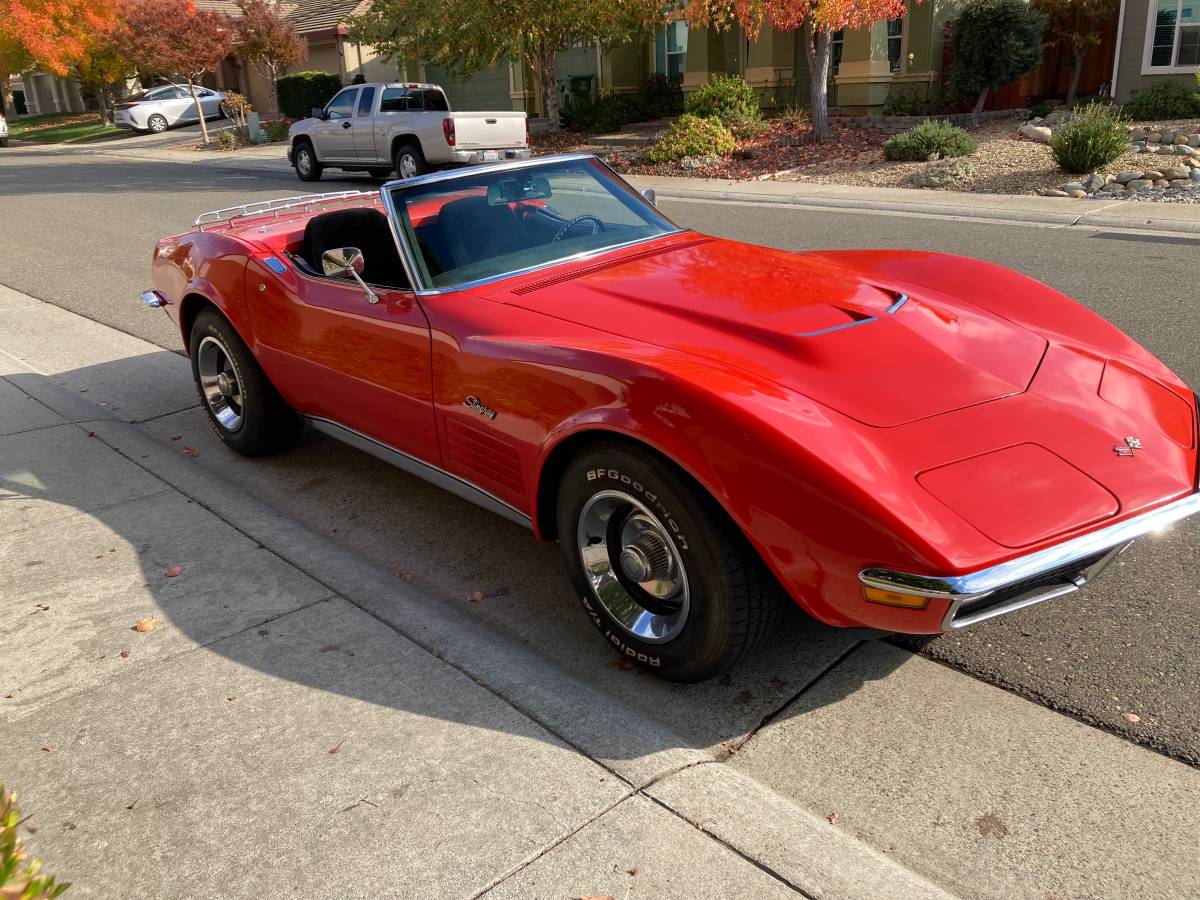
[194,0,369,34]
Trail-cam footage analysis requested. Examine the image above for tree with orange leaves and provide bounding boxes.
[685,0,912,140]
[0,0,124,119]
[117,0,235,144]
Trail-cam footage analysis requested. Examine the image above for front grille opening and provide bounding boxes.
[953,551,1108,623]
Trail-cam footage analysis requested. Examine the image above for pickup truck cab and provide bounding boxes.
[287,82,531,182]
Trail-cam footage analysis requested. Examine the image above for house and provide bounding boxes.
[1110,0,1199,102]
[6,72,89,117]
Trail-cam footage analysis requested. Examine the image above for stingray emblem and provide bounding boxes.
[463,396,497,420]
[1113,436,1143,457]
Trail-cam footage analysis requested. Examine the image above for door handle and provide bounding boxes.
[342,121,352,129]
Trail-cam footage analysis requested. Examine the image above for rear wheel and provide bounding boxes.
[147,114,168,134]
[293,140,322,182]
[189,308,302,456]
[557,442,783,682]
[393,142,428,179]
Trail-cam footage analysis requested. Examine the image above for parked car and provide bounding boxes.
[141,154,1200,682]
[287,81,529,182]
[113,84,226,133]
[0,112,7,147]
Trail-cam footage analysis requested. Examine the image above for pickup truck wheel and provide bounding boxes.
[189,309,302,457]
[293,140,322,182]
[394,142,428,179]
[557,442,783,682]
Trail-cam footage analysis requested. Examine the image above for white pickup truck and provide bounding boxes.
[287,82,530,182]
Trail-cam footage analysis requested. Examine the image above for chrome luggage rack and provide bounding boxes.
[193,190,378,229]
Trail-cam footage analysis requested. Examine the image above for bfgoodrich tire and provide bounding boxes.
[557,442,783,682]
[189,308,302,456]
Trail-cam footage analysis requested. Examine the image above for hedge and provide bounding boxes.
[277,71,344,120]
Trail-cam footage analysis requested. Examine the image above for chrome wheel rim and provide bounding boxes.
[576,490,689,644]
[197,336,243,431]
[398,153,417,178]
[296,148,312,175]
[149,116,166,133]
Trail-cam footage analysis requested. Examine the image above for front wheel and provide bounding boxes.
[189,308,302,456]
[557,443,783,682]
[293,140,322,182]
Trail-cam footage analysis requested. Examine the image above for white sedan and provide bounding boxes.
[0,112,7,147]
[113,84,226,133]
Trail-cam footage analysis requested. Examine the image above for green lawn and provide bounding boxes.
[8,111,122,144]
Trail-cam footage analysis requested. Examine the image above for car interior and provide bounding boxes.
[294,207,411,290]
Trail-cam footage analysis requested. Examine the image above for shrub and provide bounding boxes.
[726,109,768,139]
[217,129,240,149]
[1029,103,1052,119]
[261,117,291,142]
[684,75,759,124]
[2,784,69,898]
[646,114,736,162]
[882,84,928,117]
[948,0,1045,111]
[1120,79,1200,120]
[220,91,252,137]
[637,73,683,118]
[277,71,343,119]
[1050,101,1131,173]
[883,119,977,160]
[776,103,807,130]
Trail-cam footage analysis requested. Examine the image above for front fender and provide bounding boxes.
[151,230,254,350]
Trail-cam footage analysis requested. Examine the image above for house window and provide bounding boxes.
[831,30,844,75]
[887,17,905,73]
[654,21,688,81]
[1145,0,1200,70]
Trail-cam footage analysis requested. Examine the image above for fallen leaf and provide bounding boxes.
[226,696,236,702]
[41,746,51,752]
[170,434,182,441]
[133,616,158,633]
[181,446,199,457]
[119,649,130,659]
[126,798,138,811]
[329,741,343,754]
[627,866,639,876]
[827,812,839,825]
[25,823,38,834]
[87,431,96,438]
[164,565,183,577]
[393,571,415,582]
[467,591,484,603]
[1122,712,1141,723]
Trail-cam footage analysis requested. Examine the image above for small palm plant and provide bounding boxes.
[1,784,69,899]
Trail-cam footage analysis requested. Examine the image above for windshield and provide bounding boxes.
[386,157,680,291]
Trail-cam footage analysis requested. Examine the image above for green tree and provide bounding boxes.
[349,0,665,129]
[949,0,1046,124]
[1036,0,1118,105]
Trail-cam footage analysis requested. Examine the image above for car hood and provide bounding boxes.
[497,236,1048,428]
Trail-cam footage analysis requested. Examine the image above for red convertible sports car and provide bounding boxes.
[143,153,1200,681]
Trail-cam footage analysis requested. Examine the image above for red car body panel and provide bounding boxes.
[150,191,1199,635]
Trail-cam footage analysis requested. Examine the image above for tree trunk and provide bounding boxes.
[265,68,279,120]
[188,79,211,144]
[535,46,559,130]
[972,89,987,126]
[802,23,833,140]
[1066,45,1086,107]
[95,85,109,126]
[1,80,15,118]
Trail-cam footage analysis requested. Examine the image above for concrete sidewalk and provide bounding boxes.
[3,284,1200,899]
[0,292,948,897]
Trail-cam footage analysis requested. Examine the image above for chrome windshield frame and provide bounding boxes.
[378,153,688,297]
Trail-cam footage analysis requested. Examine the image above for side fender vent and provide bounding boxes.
[510,237,712,295]
[445,418,525,498]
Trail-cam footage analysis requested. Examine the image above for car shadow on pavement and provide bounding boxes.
[2,360,911,769]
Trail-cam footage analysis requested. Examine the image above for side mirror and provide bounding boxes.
[321,247,379,305]
[640,188,657,206]
[311,106,326,120]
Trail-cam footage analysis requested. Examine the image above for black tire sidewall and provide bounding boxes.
[394,143,427,178]
[294,141,321,181]
[557,447,738,680]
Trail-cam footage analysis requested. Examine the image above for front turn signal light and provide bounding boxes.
[862,586,930,609]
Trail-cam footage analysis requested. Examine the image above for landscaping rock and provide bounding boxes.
[1019,123,1053,144]
[1115,170,1144,183]
[1190,134,1200,147]
[1101,181,1128,193]
[1160,130,1174,143]
[1174,144,1196,156]
[1144,170,1164,180]
[1154,179,1170,187]
[1145,131,1162,143]
[1069,189,1088,198]
[1062,182,1086,193]
[1126,179,1154,190]
[1174,134,1191,145]
[1042,188,1070,197]
[1085,173,1107,191]
[1193,169,1200,181]
[1161,165,1190,180]
[1169,179,1192,188]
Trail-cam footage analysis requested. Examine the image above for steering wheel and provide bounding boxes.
[552,215,605,242]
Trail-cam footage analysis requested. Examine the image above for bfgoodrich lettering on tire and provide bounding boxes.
[557,441,783,682]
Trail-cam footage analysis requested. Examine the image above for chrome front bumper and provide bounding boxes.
[861,492,1200,630]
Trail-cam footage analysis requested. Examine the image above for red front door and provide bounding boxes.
[246,257,439,465]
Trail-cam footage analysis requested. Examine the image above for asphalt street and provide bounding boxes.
[1,148,1198,764]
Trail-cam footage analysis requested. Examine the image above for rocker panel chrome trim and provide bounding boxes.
[304,416,532,529]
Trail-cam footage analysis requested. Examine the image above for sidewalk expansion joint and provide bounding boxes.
[131,403,202,424]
